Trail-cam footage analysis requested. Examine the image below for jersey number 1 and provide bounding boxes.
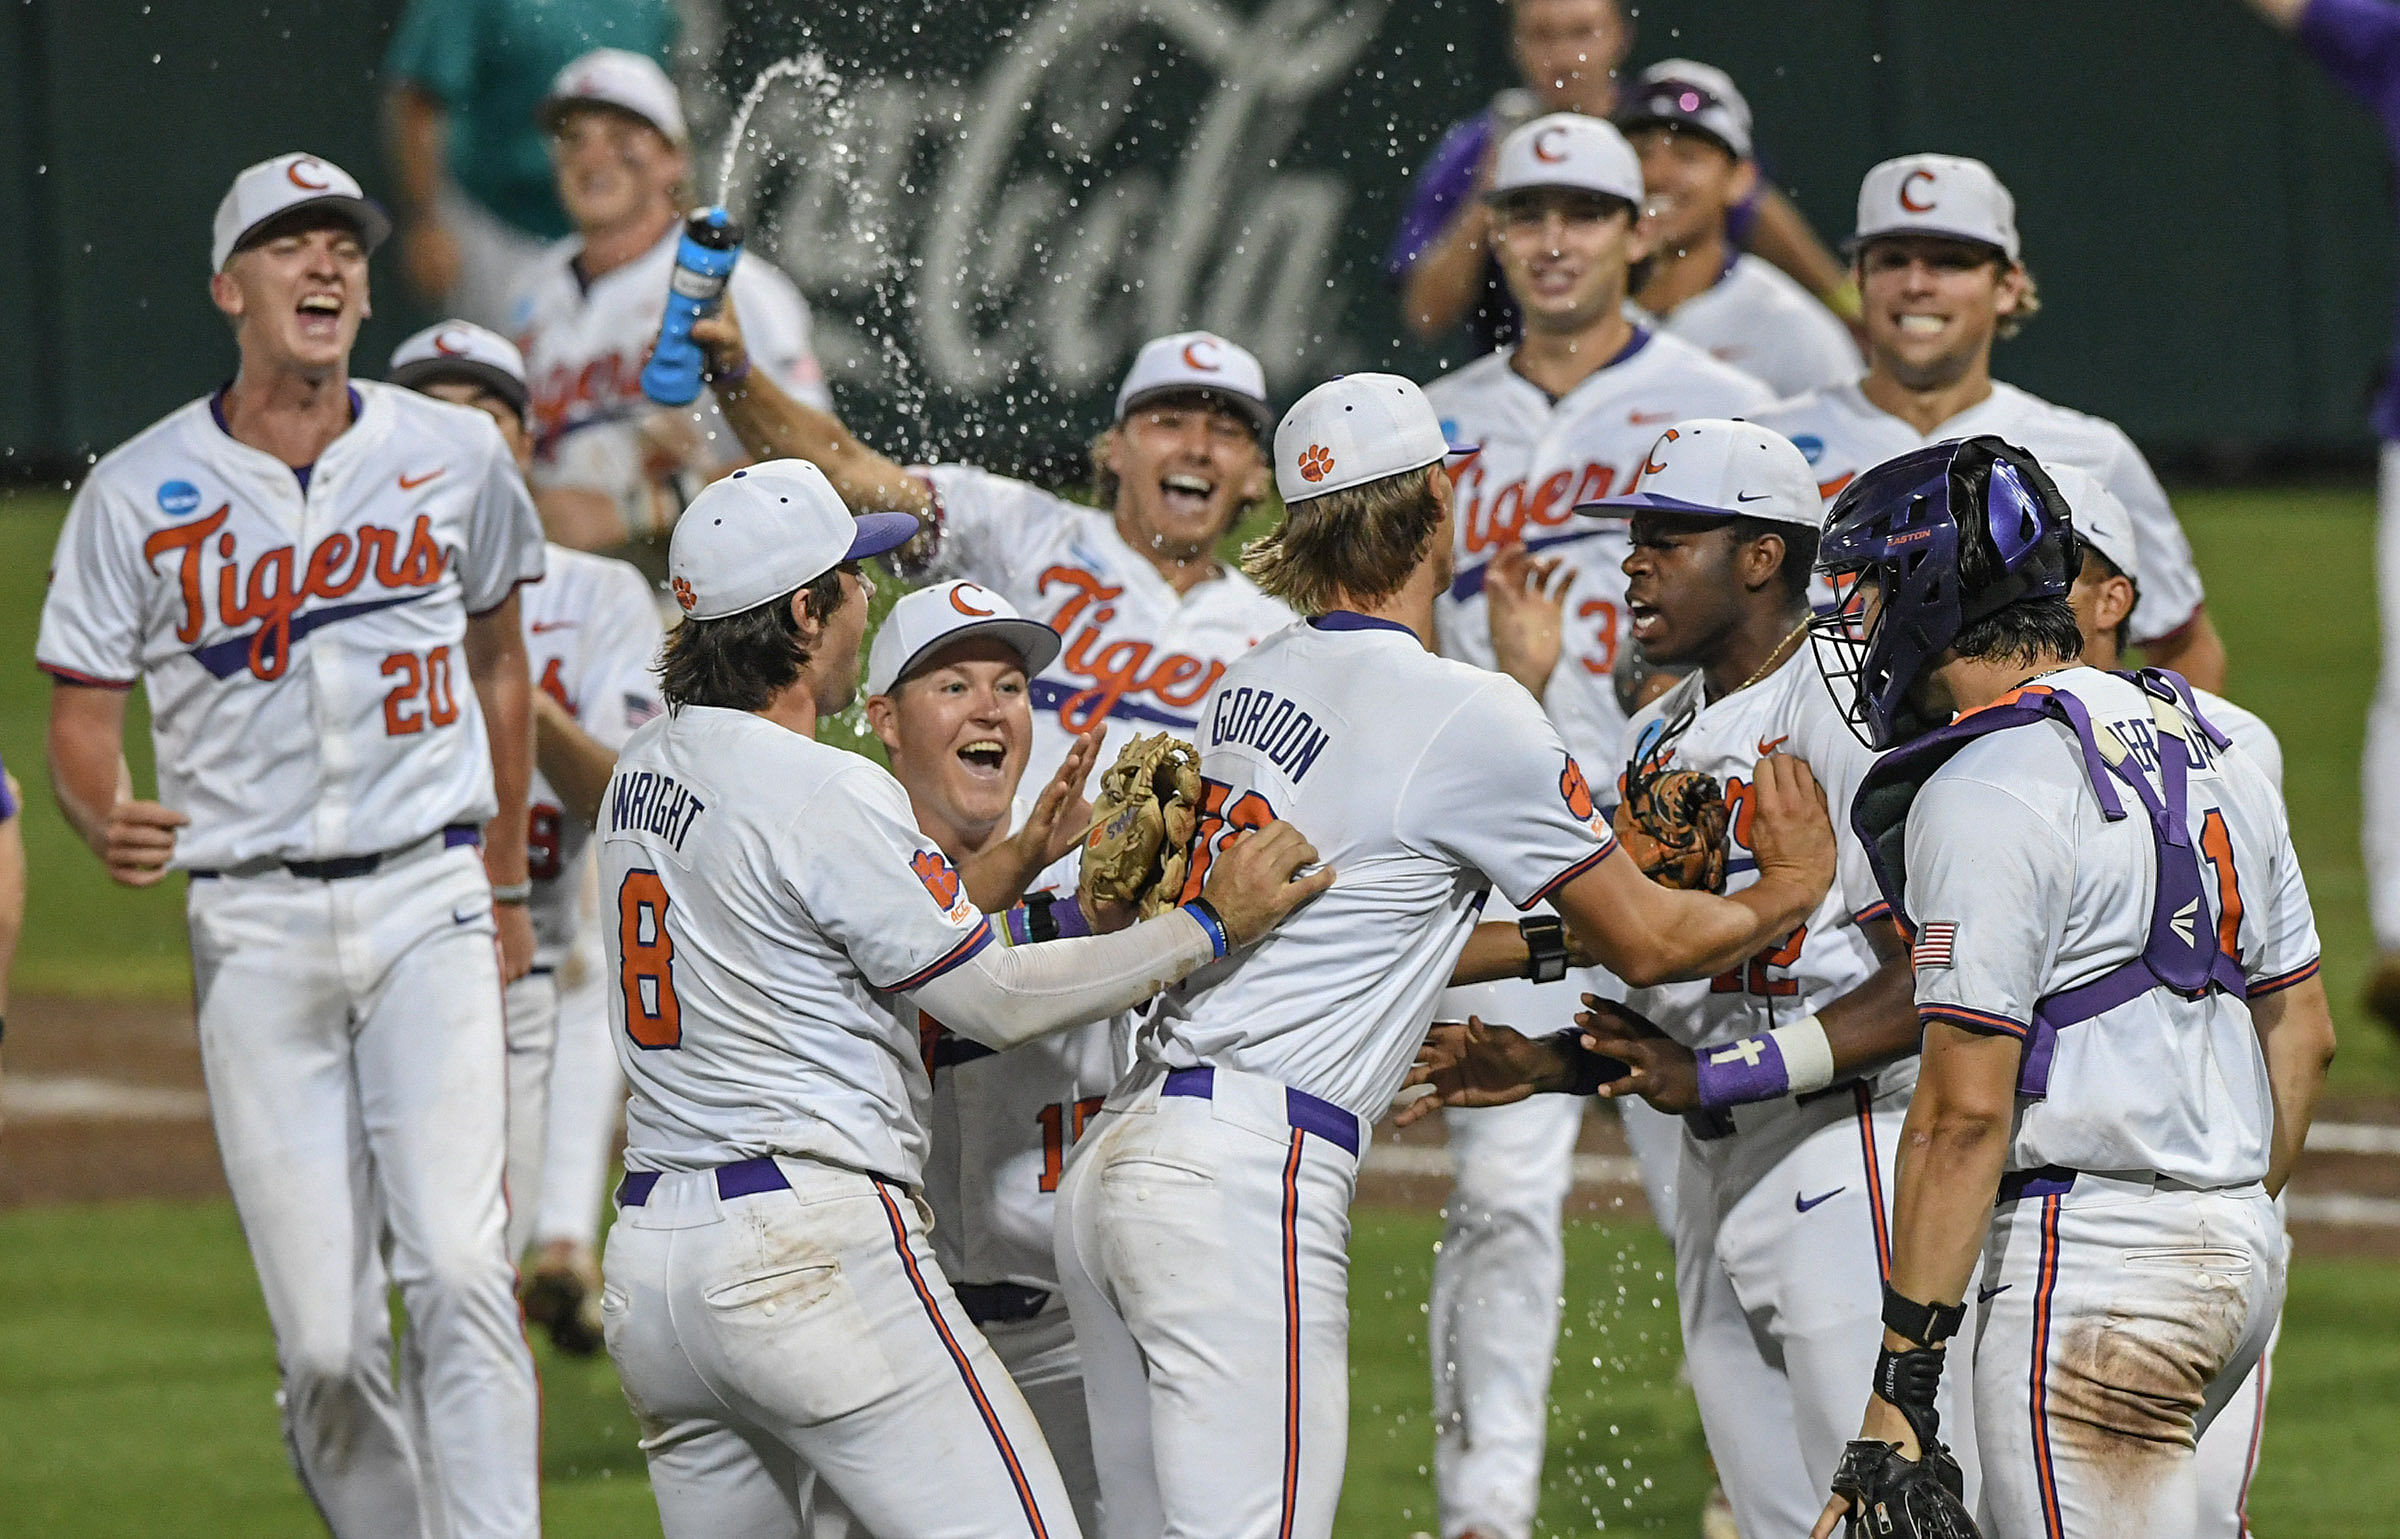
[618,870,681,1049]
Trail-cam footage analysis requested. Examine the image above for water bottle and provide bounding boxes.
[640,207,744,407]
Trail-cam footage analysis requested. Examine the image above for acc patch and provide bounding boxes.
[911,848,973,922]
[157,480,202,515]
[1790,434,1825,466]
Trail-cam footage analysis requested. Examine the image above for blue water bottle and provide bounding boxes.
[640,207,744,406]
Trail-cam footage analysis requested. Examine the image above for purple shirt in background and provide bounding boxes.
[1388,100,1764,356]
[2301,0,2400,438]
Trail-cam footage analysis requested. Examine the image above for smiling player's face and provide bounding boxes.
[1858,236,2026,392]
[1106,397,1268,559]
[1630,127,1753,256]
[551,106,686,237]
[872,639,1033,847]
[1490,190,1649,335]
[213,219,371,374]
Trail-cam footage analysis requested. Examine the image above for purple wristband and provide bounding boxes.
[1693,1032,1792,1109]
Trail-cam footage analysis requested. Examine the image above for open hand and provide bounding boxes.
[1747,751,1834,900]
[1485,542,1570,699]
[1573,996,1702,1112]
[1394,1016,1573,1127]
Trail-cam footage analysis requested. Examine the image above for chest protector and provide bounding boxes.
[1850,669,2248,1097]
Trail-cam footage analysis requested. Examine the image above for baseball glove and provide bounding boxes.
[1613,760,1730,892]
[1826,1440,1980,1539]
[1078,733,1204,919]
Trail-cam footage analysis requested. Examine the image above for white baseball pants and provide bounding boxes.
[1673,1083,1975,1538]
[500,969,560,1262]
[1055,1064,1361,1539]
[529,931,624,1252]
[602,1156,1082,1539]
[1970,1178,2283,1539]
[2364,441,2400,951]
[187,843,538,1539]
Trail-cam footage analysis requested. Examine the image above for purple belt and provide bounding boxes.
[1162,1065,1362,1157]
[616,1155,791,1207]
[1995,1164,2079,1204]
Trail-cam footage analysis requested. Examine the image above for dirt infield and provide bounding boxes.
[5,993,2397,1259]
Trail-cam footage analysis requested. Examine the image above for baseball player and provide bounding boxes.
[37,154,545,1538]
[1798,439,2335,1539]
[689,302,1292,792]
[0,759,21,1110]
[2045,461,2286,1537]
[850,581,1113,1536]
[387,318,666,1352]
[513,48,829,551]
[1618,60,1864,397]
[1418,110,1774,1539]
[1758,154,2228,692]
[1051,374,1839,1539]
[596,459,1327,1539]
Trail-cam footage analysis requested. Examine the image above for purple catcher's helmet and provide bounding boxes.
[1810,435,2077,749]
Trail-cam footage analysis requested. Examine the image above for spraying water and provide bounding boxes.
[716,53,837,208]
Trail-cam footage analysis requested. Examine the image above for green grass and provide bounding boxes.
[4,483,2393,1087]
[0,1200,2393,1535]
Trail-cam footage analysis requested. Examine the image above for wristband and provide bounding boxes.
[1004,892,1093,946]
[1881,1283,1967,1347]
[1519,913,1569,984]
[1549,1028,1631,1096]
[490,881,533,905]
[1692,1013,1833,1109]
[1179,898,1230,960]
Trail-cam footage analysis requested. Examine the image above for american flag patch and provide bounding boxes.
[1913,922,1958,969]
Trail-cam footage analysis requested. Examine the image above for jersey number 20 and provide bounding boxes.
[618,870,681,1049]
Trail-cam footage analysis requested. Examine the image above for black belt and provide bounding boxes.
[954,1281,1051,1325]
[190,823,480,881]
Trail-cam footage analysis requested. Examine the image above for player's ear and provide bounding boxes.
[863,691,902,754]
[2099,574,2137,634]
[1740,530,1786,593]
[1239,443,1269,505]
[1617,202,1655,267]
[1725,156,1759,207]
[209,269,244,324]
[1993,260,2029,319]
[1098,424,1127,481]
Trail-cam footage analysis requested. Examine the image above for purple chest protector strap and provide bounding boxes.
[1850,670,2247,1098]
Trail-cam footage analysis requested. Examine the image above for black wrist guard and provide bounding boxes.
[1519,913,1568,984]
[1022,891,1061,943]
[1882,1283,1966,1347]
[1549,1028,1631,1096]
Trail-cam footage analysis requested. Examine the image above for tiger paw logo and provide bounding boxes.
[1560,754,1599,825]
[911,849,973,922]
[1298,444,1335,483]
[671,576,697,613]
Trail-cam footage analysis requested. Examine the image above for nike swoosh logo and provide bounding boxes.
[530,620,579,633]
[398,468,446,491]
[1735,491,1772,502]
[452,903,484,925]
[1795,1186,1846,1213]
[1757,734,1790,756]
[1978,1282,2012,1303]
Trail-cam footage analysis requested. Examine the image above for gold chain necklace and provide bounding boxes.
[1730,615,1814,697]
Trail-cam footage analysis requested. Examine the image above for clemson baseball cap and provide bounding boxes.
[2042,461,2138,583]
[667,461,918,621]
[1274,373,1474,504]
[1616,60,1754,160]
[1579,418,1823,530]
[1849,153,2020,262]
[1115,332,1273,435]
[1487,112,1644,206]
[211,152,392,272]
[539,48,688,145]
[389,320,530,420]
[864,580,1063,699]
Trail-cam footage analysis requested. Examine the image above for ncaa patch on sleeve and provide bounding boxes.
[1913,921,1957,969]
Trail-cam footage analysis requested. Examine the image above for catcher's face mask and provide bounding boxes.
[1809,436,2074,750]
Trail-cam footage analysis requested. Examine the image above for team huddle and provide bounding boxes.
[33,40,2336,1539]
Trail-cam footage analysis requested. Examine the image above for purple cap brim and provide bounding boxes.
[1445,441,1480,457]
[844,510,922,562]
[1574,491,1742,518]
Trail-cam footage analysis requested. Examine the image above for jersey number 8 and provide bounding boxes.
[618,870,681,1049]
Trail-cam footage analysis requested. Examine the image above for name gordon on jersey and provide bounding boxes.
[1207,685,1331,783]
[143,504,450,682]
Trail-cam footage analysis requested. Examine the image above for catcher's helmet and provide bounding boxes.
[1810,435,2076,749]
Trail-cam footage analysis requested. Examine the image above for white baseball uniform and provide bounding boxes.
[2183,689,2286,1539]
[597,705,1081,1539]
[513,229,828,525]
[1054,612,1618,1539]
[902,464,1296,790]
[1633,254,1863,399]
[1760,382,2207,646]
[1886,668,2317,1539]
[500,545,663,1261]
[1614,652,1978,1538]
[36,381,547,1539]
[1420,327,1772,1539]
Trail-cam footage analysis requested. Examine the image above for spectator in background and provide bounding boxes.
[1389,0,1852,352]
[1620,60,1863,398]
[2247,0,2400,1032]
[383,0,678,330]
